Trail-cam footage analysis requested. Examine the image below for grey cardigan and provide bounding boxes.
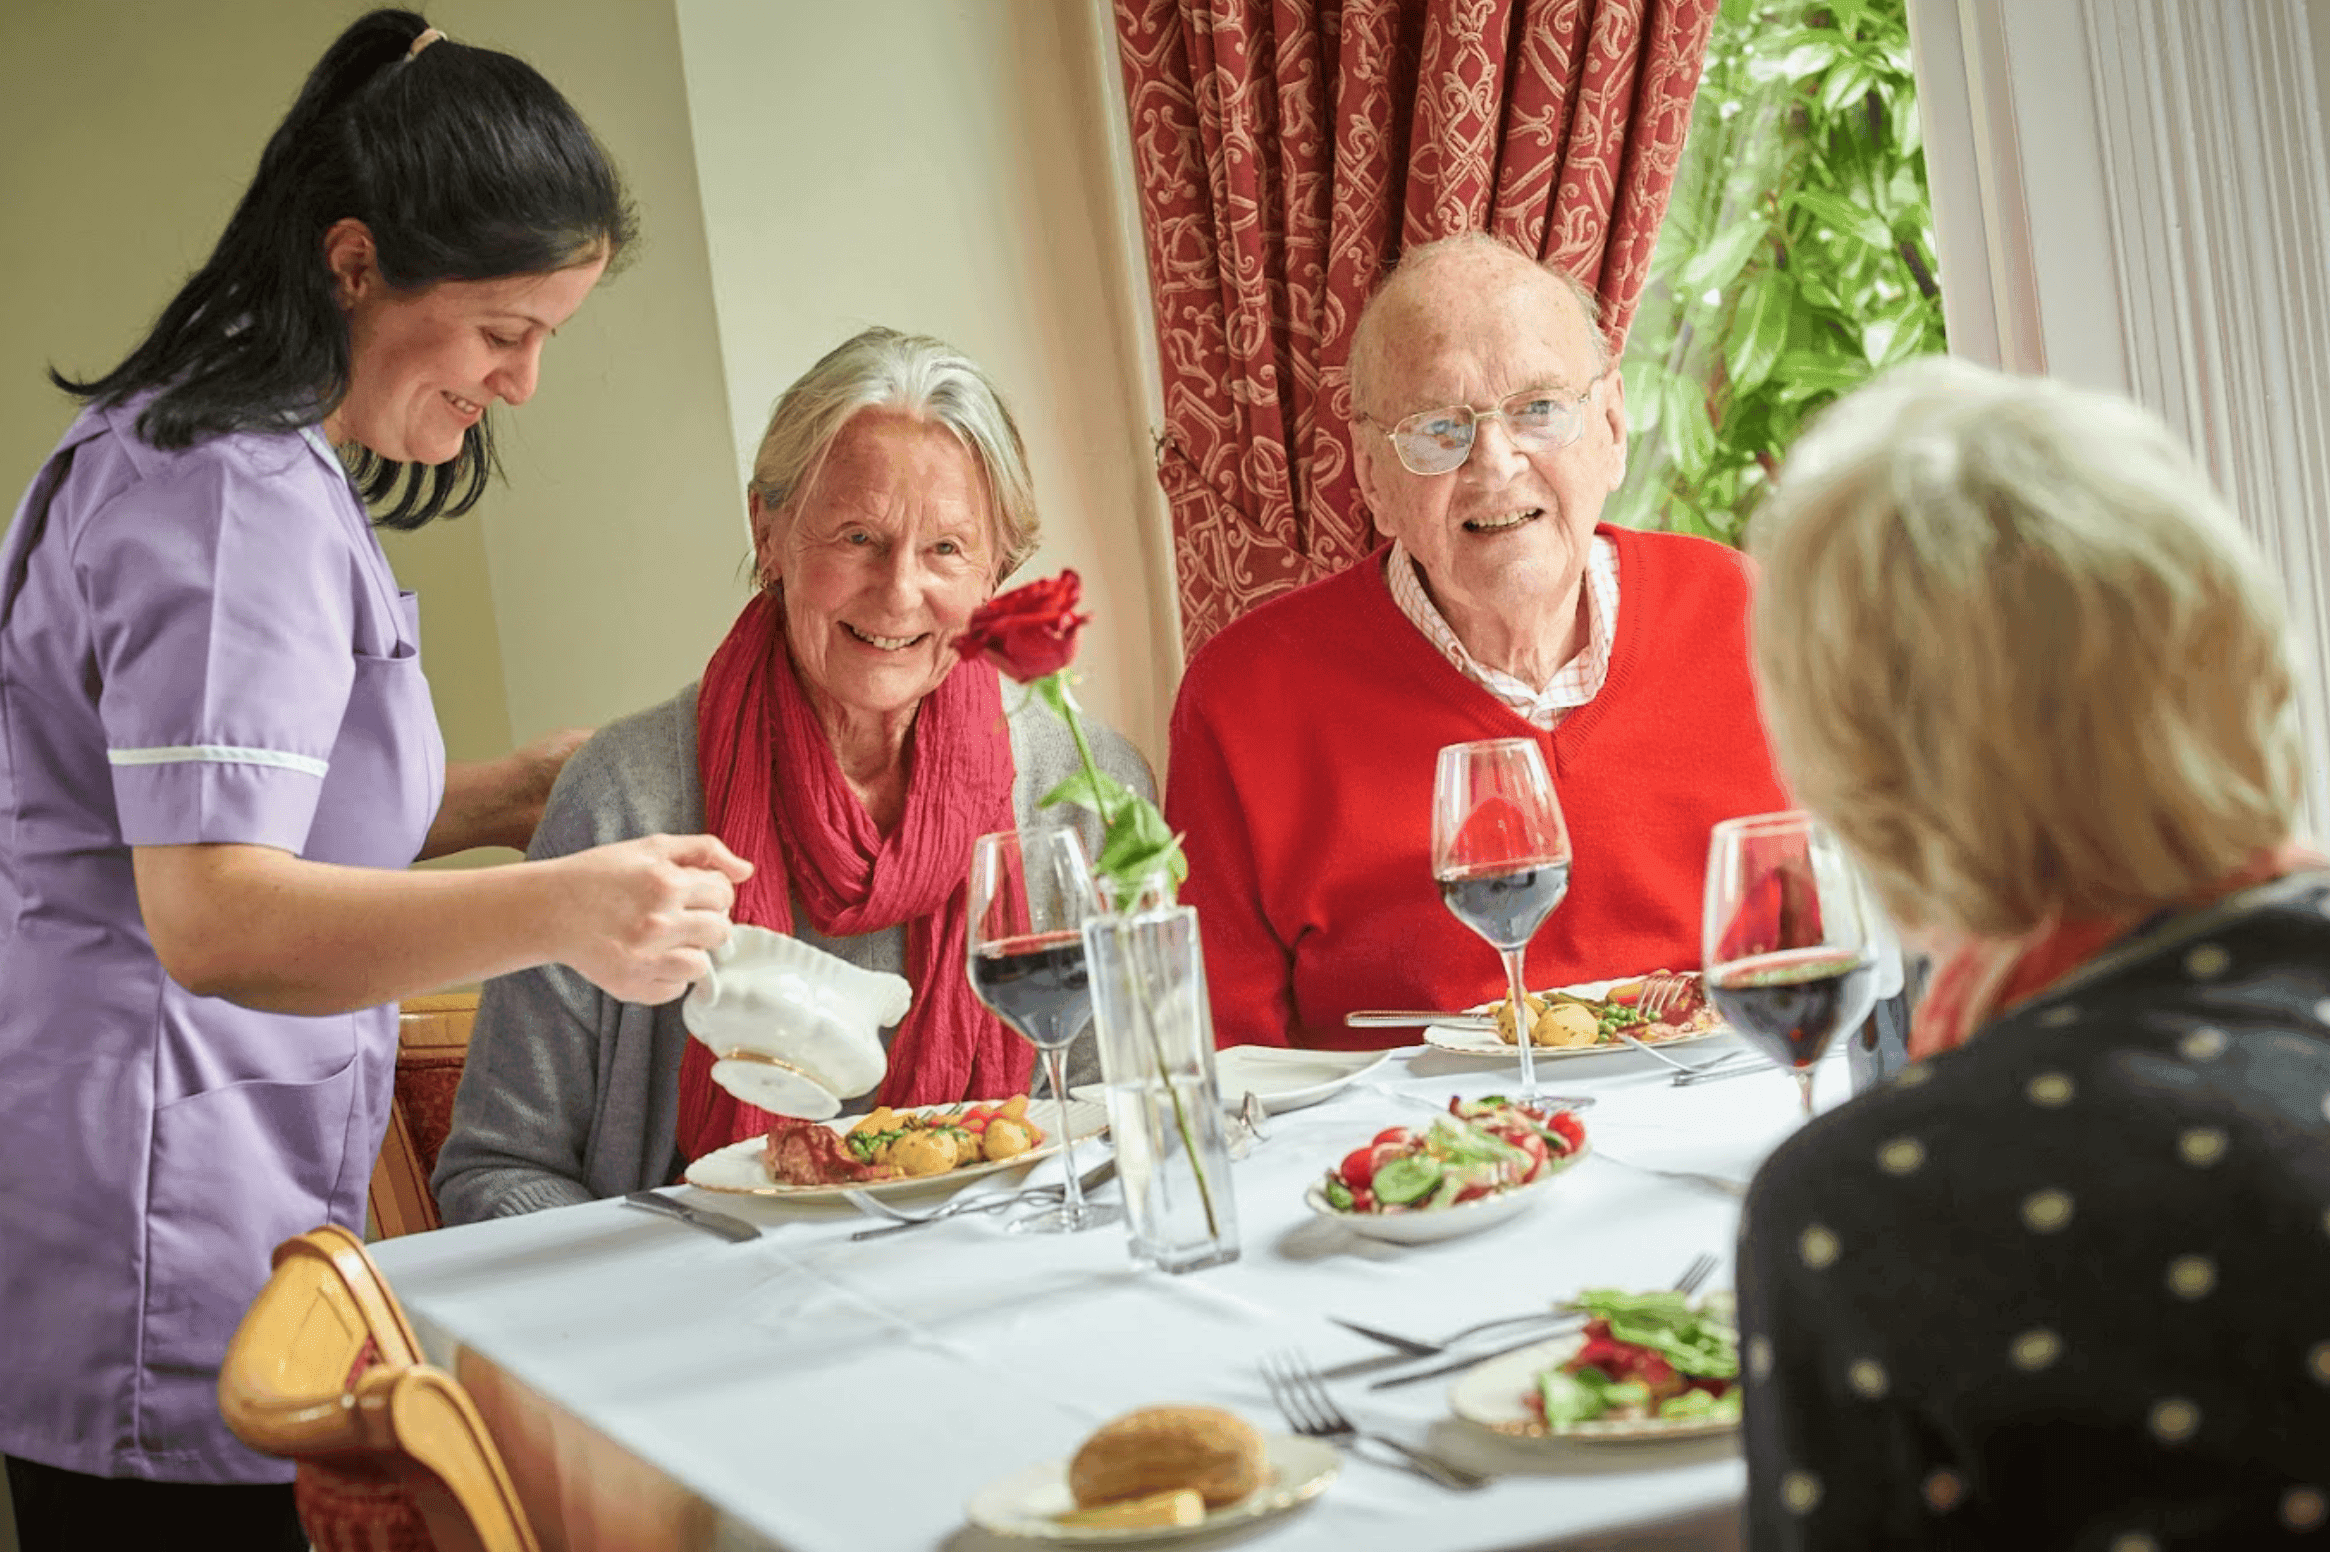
[432,683,1153,1224]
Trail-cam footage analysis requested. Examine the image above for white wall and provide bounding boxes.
[673,0,1175,767]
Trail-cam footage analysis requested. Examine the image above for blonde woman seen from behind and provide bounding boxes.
[1733,358,2330,1550]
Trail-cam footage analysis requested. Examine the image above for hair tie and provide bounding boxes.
[407,27,445,58]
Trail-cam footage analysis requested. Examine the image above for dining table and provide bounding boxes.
[366,1035,1855,1552]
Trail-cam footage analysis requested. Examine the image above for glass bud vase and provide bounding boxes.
[1081,902,1240,1273]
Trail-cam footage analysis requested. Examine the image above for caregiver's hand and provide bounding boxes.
[545,833,754,1005]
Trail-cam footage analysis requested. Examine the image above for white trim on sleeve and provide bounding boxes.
[107,744,330,779]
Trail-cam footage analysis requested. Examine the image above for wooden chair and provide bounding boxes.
[220,1225,541,1552]
[370,991,481,1239]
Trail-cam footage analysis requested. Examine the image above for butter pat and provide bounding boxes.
[1056,1489,1206,1529]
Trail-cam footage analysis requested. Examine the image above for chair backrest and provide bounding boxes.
[370,991,480,1239]
[220,1225,542,1552]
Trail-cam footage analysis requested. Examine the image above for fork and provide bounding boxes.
[1260,1349,1490,1490]
[841,1183,1059,1228]
[1365,1250,1721,1389]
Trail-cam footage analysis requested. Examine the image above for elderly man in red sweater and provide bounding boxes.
[1167,233,1788,1048]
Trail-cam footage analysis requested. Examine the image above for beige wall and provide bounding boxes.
[3,0,1173,801]
[0,1,516,773]
[429,0,743,747]
[673,0,1175,766]
[0,0,738,790]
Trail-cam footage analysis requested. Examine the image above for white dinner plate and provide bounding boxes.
[1448,1330,1741,1442]
[683,1098,1108,1199]
[1212,1045,1395,1113]
[1070,1046,1390,1115]
[965,1433,1338,1543]
[1425,978,1733,1060]
[1304,1137,1590,1244]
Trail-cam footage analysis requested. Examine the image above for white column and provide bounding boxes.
[1912,0,2330,838]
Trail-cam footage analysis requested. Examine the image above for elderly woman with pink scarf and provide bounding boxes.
[434,327,1150,1219]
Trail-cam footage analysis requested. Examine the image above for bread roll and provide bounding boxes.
[1068,1406,1266,1509]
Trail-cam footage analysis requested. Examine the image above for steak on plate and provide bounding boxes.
[765,1117,893,1185]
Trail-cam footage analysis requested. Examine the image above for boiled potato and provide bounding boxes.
[1493,993,1547,1045]
[1536,1001,1599,1048]
[889,1130,959,1177]
[983,1116,1038,1161]
[1493,994,1599,1047]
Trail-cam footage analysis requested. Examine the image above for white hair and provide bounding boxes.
[1748,356,2303,937]
[749,326,1040,578]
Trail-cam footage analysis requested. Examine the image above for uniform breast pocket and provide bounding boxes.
[308,590,443,866]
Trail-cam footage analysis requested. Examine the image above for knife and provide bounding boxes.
[1345,1010,1499,1030]
[622,1189,761,1243]
[1365,1319,1586,1391]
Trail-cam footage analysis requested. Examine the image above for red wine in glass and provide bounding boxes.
[967,828,1118,1234]
[970,929,1091,1051]
[1702,812,1879,1118]
[1706,948,1877,1072]
[1437,860,1571,950]
[1432,740,1572,1104]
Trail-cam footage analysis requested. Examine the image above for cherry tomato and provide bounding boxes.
[1350,1188,1376,1213]
[1454,1181,1493,1204]
[1550,1111,1585,1149]
[1372,1127,1410,1147]
[1339,1146,1379,1189]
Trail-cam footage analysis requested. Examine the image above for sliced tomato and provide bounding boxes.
[1549,1111,1585,1150]
[1372,1127,1411,1147]
[1339,1145,1379,1190]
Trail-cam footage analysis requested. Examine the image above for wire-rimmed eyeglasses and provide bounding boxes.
[1365,381,1601,476]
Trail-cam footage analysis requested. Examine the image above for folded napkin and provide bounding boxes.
[682,926,907,1119]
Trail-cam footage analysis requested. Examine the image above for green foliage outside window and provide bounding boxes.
[1608,0,1947,546]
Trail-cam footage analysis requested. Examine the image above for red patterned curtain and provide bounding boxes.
[1113,0,1719,656]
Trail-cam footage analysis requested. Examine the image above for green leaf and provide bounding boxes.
[1540,1369,1605,1427]
[1789,187,1893,251]
[1622,357,1668,435]
[1817,61,1877,119]
[1660,372,1718,477]
[1724,269,1793,393]
[1677,218,1766,296]
[1038,767,1136,823]
[1092,797,1187,895]
[1771,349,1872,403]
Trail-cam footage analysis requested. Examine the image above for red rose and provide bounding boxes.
[953,570,1091,683]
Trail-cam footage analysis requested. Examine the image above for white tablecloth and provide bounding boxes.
[369,1040,1850,1552]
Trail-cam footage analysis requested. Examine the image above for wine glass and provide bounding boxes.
[1701,811,1881,1119]
[1431,739,1572,1104]
[966,827,1120,1233]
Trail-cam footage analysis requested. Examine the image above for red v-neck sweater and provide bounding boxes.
[1166,526,1788,1049]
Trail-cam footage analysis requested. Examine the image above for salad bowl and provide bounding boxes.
[1305,1096,1590,1244]
[1303,1146,1586,1244]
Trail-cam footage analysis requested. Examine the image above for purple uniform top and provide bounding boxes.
[0,395,444,1483]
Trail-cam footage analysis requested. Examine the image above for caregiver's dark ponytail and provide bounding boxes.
[52,9,636,528]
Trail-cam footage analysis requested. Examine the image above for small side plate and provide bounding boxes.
[965,1433,1338,1543]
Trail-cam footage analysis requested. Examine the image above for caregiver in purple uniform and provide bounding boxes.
[0,12,754,1549]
